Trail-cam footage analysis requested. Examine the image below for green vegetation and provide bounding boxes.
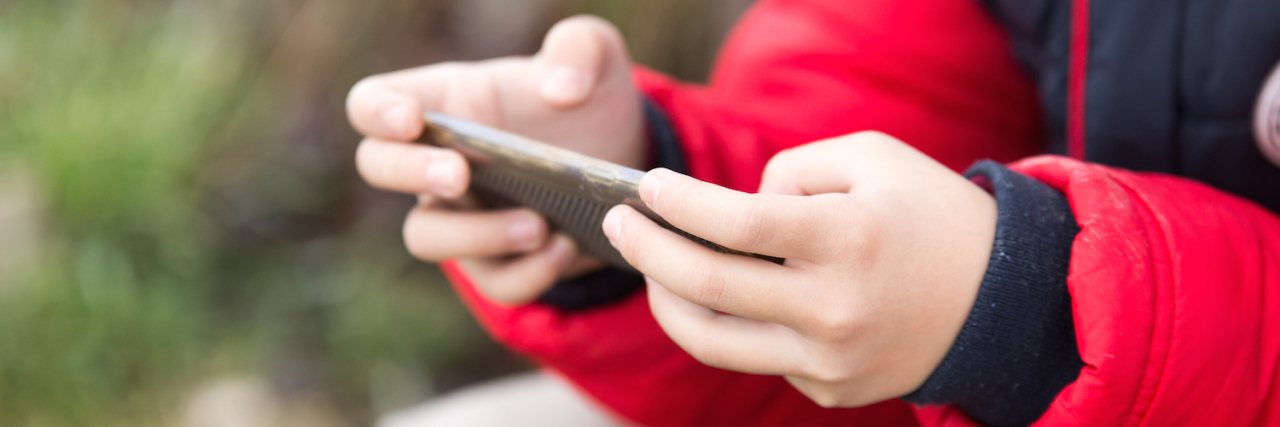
[0,0,739,425]
[0,2,500,425]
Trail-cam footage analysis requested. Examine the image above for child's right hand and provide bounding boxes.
[346,16,645,305]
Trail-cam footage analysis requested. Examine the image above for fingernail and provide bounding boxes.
[425,161,458,195]
[382,103,414,137]
[602,207,623,245]
[540,67,590,103]
[508,214,542,251]
[639,172,661,207]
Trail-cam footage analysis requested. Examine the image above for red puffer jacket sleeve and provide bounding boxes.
[636,0,1040,190]
[914,156,1280,426]
[440,0,1043,425]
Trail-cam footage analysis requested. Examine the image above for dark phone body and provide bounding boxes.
[419,112,777,272]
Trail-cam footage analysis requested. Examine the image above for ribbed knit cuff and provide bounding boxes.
[539,98,687,310]
[902,161,1084,427]
[643,98,688,175]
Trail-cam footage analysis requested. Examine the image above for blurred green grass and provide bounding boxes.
[0,0,744,425]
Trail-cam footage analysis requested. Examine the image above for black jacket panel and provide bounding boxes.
[984,0,1280,213]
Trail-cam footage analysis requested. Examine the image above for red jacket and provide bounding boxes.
[440,0,1280,425]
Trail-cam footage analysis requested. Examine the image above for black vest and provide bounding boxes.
[984,0,1280,213]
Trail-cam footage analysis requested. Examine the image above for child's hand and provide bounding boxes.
[346,16,643,305]
[602,133,997,407]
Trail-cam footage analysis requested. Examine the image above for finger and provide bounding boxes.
[458,234,578,305]
[647,279,803,375]
[637,168,849,261]
[348,62,505,140]
[403,207,548,262]
[535,15,630,107]
[757,146,853,197]
[757,132,929,196]
[783,376,846,408]
[438,62,504,127]
[356,138,469,198]
[603,204,806,325]
[347,70,432,141]
[784,375,884,408]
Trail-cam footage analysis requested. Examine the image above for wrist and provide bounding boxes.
[903,161,1083,426]
[908,180,998,396]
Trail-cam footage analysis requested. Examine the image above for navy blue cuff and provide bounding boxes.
[643,98,689,174]
[539,98,687,310]
[902,161,1084,427]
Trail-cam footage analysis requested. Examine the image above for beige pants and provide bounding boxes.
[378,371,625,427]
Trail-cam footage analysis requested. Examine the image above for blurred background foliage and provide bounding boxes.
[0,0,747,425]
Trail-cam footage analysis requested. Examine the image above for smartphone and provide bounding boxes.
[418,112,779,272]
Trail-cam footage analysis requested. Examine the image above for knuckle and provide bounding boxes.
[809,368,847,386]
[620,227,661,273]
[389,146,421,187]
[826,198,884,263]
[789,375,879,408]
[833,131,889,155]
[663,191,691,226]
[438,63,467,82]
[848,130,891,145]
[793,373,865,408]
[427,64,467,94]
[765,147,798,173]
[851,205,889,259]
[727,201,771,249]
[860,208,889,246]
[686,265,728,309]
[849,131,908,157]
[804,355,855,384]
[810,308,862,341]
[761,149,804,193]
[789,378,845,408]
[358,142,414,190]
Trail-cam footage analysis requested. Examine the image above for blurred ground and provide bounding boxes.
[0,0,748,425]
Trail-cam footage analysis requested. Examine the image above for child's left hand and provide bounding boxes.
[602,132,997,407]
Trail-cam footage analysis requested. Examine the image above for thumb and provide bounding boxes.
[535,15,631,107]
